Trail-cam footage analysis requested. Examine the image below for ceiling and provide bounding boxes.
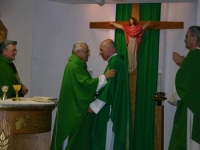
[48,0,195,4]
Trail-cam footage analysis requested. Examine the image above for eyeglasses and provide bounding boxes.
[5,48,18,53]
[79,49,90,54]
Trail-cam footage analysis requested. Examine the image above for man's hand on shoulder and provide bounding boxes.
[104,69,116,79]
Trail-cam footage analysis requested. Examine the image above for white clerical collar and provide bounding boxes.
[108,53,117,61]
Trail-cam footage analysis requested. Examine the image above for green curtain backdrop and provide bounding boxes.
[115,3,161,150]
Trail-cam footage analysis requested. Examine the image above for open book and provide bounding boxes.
[20,96,57,103]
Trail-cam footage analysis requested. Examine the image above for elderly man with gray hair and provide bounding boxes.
[0,40,28,98]
[51,41,115,150]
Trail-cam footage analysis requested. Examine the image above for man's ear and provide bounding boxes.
[2,48,6,54]
[193,36,197,44]
[75,51,80,57]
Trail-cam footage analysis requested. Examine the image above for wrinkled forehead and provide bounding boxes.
[3,44,17,51]
[100,41,109,48]
[100,43,107,51]
[80,43,88,50]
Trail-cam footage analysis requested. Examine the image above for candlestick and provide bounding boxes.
[1,86,9,100]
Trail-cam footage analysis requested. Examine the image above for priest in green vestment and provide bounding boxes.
[0,40,28,98]
[50,41,115,150]
[169,26,200,150]
[90,39,133,150]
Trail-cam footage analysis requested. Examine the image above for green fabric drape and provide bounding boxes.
[115,3,161,150]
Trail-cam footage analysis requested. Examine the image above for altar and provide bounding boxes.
[0,99,57,150]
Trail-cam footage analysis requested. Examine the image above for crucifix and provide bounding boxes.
[0,20,8,42]
[90,3,183,150]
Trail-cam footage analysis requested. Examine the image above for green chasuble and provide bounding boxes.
[51,54,99,150]
[169,49,200,150]
[92,55,133,150]
[0,55,22,98]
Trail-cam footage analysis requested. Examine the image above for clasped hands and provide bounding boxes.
[172,52,185,66]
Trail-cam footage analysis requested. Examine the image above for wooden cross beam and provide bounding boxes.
[90,21,183,29]
[89,4,184,150]
[90,4,184,30]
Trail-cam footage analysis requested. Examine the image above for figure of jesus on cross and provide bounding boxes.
[110,17,151,73]
[90,3,183,74]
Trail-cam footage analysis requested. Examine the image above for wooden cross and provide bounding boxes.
[90,4,183,30]
[90,4,183,150]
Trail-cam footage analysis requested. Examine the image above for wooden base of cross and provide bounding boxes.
[129,68,137,130]
[153,92,167,150]
[0,20,8,42]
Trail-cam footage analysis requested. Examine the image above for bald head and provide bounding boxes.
[101,39,116,52]
[99,39,116,61]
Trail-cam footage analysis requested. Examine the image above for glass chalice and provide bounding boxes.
[13,84,22,101]
[1,86,9,100]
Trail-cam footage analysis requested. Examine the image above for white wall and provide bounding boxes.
[0,0,197,149]
[197,0,200,24]
[30,0,115,98]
